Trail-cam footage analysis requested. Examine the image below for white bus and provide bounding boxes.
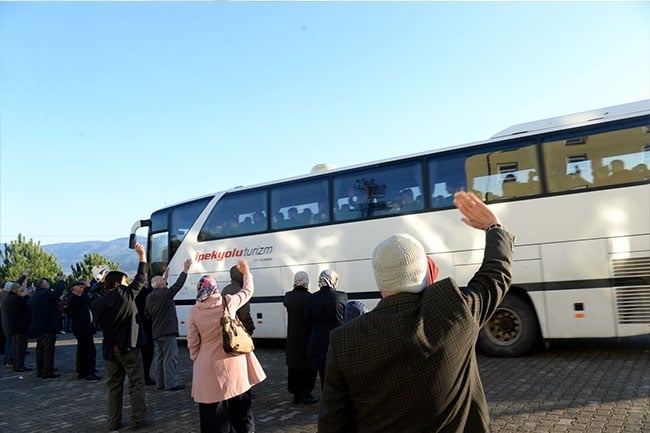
[130,100,650,357]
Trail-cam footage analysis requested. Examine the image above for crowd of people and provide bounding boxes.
[0,190,514,433]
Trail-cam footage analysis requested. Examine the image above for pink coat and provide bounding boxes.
[187,273,266,404]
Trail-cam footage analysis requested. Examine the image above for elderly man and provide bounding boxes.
[318,191,515,433]
[145,258,191,392]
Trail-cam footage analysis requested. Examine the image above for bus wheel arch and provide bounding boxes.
[477,289,540,357]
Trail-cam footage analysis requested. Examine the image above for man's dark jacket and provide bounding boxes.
[319,228,514,433]
[145,271,187,339]
[4,292,31,336]
[67,291,95,337]
[92,262,148,360]
[28,282,64,336]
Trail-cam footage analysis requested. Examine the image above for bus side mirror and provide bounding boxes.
[129,219,152,249]
[129,234,137,250]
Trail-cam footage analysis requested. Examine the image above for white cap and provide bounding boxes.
[372,233,428,294]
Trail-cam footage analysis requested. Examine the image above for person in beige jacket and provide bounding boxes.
[188,258,266,433]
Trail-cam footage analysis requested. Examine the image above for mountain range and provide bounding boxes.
[43,236,146,275]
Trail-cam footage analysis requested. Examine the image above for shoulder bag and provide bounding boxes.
[221,297,255,355]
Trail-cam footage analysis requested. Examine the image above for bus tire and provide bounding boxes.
[477,293,539,357]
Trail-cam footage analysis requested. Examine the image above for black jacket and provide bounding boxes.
[28,282,64,336]
[92,262,148,360]
[304,286,348,370]
[4,292,31,335]
[67,292,95,336]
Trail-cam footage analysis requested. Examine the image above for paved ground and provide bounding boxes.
[0,334,648,433]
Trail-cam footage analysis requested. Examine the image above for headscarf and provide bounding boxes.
[196,275,219,302]
[344,300,369,322]
[318,269,339,289]
[427,256,439,285]
[293,271,309,288]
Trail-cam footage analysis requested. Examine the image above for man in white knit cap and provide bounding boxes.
[318,191,514,433]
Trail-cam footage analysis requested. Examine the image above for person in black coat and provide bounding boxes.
[304,269,348,389]
[135,278,155,386]
[283,271,318,404]
[28,277,64,378]
[5,281,32,372]
[67,280,100,380]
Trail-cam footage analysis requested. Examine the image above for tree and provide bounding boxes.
[0,234,62,282]
[69,253,119,283]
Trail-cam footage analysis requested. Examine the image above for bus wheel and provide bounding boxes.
[477,294,538,357]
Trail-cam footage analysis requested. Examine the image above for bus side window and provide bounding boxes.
[543,126,650,193]
[463,143,541,201]
[429,155,466,208]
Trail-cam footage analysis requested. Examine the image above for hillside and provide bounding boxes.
[43,236,146,274]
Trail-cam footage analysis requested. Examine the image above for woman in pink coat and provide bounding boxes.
[188,259,266,433]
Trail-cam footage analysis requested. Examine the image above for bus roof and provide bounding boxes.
[491,100,650,139]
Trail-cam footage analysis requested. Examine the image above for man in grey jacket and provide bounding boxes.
[145,258,191,391]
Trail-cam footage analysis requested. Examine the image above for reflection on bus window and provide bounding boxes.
[464,143,541,201]
[542,126,650,193]
[333,161,423,222]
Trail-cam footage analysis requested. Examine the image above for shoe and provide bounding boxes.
[303,396,319,404]
[5,363,13,369]
[85,374,102,381]
[145,379,156,386]
[14,366,33,372]
[42,373,61,379]
[165,384,185,391]
[130,420,149,430]
[292,395,303,404]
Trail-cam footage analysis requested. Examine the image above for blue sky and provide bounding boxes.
[1,1,649,246]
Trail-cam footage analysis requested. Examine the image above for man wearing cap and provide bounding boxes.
[318,191,515,433]
[67,280,100,380]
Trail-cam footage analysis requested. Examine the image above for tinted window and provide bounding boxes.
[198,190,267,241]
[271,178,329,230]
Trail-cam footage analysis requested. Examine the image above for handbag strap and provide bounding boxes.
[222,296,233,319]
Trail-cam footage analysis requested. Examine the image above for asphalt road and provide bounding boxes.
[0,334,648,433]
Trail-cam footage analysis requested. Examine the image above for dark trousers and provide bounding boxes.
[36,332,56,376]
[4,334,14,365]
[318,366,326,390]
[75,333,97,378]
[228,390,254,433]
[12,333,27,370]
[198,401,230,433]
[140,325,154,381]
[105,346,146,431]
[287,367,317,399]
